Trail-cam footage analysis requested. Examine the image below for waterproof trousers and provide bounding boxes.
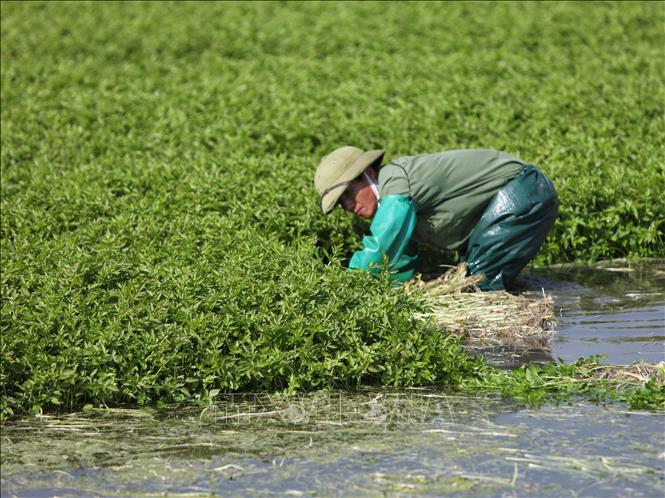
[461,165,558,291]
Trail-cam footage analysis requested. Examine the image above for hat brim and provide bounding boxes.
[321,149,385,214]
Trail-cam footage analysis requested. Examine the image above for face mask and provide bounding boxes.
[363,172,381,203]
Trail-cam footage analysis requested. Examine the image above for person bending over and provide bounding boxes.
[314,146,558,290]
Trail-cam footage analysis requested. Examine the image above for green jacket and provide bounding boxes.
[379,149,525,250]
[349,149,525,281]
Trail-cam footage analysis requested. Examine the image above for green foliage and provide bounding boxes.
[1,2,663,415]
[623,379,665,411]
[1,220,486,415]
[466,357,665,410]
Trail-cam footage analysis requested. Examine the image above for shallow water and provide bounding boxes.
[2,260,664,497]
[548,261,665,366]
[2,394,664,497]
[482,259,665,368]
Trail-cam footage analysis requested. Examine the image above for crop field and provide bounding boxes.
[1,1,664,417]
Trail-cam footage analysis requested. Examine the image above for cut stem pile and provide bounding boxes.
[585,361,665,388]
[409,264,555,351]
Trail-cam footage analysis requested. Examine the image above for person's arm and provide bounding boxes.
[348,195,418,282]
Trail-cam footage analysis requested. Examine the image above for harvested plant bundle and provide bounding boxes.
[409,264,555,350]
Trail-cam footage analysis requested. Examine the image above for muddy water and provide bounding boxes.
[2,261,664,498]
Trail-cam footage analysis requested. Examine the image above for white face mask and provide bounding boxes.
[363,171,381,203]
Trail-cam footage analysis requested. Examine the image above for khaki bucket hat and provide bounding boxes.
[314,146,385,214]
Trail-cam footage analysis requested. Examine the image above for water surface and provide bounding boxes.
[529,259,665,365]
[480,259,665,368]
[2,393,663,497]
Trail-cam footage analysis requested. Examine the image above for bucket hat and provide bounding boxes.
[314,146,385,214]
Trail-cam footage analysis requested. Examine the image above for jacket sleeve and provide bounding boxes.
[348,195,419,282]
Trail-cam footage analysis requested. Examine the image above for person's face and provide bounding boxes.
[338,169,379,219]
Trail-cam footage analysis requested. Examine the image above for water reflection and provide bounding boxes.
[511,259,665,366]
